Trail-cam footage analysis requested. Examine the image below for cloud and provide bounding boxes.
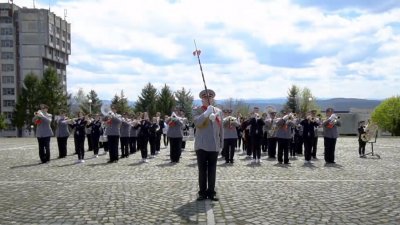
[11,0,400,101]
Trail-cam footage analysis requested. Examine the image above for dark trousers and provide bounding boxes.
[277,138,290,163]
[120,137,129,157]
[359,140,367,155]
[268,137,277,158]
[311,137,318,158]
[223,138,236,162]
[296,136,303,154]
[74,135,85,160]
[138,136,149,159]
[289,137,296,157]
[196,149,218,198]
[103,141,109,152]
[108,135,120,162]
[303,136,313,161]
[237,136,242,149]
[262,133,268,152]
[156,133,162,151]
[57,136,68,158]
[246,137,253,156]
[86,134,93,151]
[182,141,186,149]
[129,137,137,154]
[251,136,262,159]
[37,137,51,163]
[92,135,100,155]
[324,137,337,163]
[163,134,168,147]
[170,137,183,162]
[149,136,156,156]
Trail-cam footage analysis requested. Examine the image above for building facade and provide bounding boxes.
[0,3,71,137]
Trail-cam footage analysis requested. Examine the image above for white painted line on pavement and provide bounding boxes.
[205,200,215,225]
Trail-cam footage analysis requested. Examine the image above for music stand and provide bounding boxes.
[364,131,380,159]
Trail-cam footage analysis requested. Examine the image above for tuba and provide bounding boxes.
[101,104,112,116]
[361,121,379,142]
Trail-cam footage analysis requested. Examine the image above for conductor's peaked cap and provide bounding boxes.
[199,89,216,99]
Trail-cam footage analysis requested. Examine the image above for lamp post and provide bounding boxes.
[88,99,92,115]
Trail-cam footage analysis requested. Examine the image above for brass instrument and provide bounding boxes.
[361,121,379,142]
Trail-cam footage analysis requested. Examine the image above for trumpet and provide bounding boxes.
[34,110,44,117]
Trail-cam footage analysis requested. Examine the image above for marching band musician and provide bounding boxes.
[129,114,139,154]
[264,109,278,159]
[193,89,223,201]
[166,109,185,163]
[33,104,53,163]
[248,107,265,164]
[105,105,122,163]
[149,116,159,158]
[235,112,244,151]
[55,110,70,158]
[88,114,102,157]
[120,113,131,158]
[300,112,320,164]
[137,112,151,163]
[310,110,322,159]
[69,111,88,163]
[180,110,189,150]
[85,115,93,152]
[358,121,367,158]
[155,112,165,153]
[222,109,240,164]
[276,111,296,164]
[162,115,169,148]
[322,108,341,164]
[261,113,268,153]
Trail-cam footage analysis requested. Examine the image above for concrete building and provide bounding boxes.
[0,2,71,137]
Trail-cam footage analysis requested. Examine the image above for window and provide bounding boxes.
[49,35,54,43]
[56,38,60,45]
[56,27,61,34]
[2,88,15,95]
[62,41,65,48]
[62,30,66,38]
[0,17,12,23]
[3,100,15,107]
[0,28,13,35]
[1,64,14,72]
[2,76,14,83]
[4,112,14,120]
[1,52,13,59]
[1,40,13,47]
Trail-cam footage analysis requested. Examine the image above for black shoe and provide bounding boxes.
[209,196,219,201]
[284,162,291,164]
[196,195,207,201]
[230,160,234,164]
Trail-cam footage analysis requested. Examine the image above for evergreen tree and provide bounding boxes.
[298,87,318,118]
[135,83,158,117]
[37,68,70,128]
[284,85,300,113]
[12,74,40,136]
[175,87,194,122]
[80,90,102,115]
[110,90,131,114]
[157,84,176,116]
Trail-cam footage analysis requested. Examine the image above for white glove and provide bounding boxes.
[282,115,289,120]
[204,105,214,117]
[209,113,216,122]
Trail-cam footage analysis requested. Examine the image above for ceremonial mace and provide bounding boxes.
[193,40,211,105]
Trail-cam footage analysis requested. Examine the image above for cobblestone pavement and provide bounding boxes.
[0,137,399,225]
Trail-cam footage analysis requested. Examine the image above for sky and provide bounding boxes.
[7,0,400,100]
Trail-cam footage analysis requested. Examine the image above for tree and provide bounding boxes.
[371,96,400,136]
[79,90,102,115]
[157,84,176,116]
[175,87,194,122]
[0,113,7,131]
[12,73,40,136]
[221,98,250,117]
[298,87,318,118]
[284,85,300,114]
[135,83,158,117]
[71,88,86,114]
[110,90,131,114]
[38,67,69,116]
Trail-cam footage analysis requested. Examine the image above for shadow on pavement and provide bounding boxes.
[9,162,42,169]
[323,163,343,169]
[156,162,176,167]
[173,200,207,224]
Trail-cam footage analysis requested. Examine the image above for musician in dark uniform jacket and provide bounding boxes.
[248,108,265,163]
[89,114,102,157]
[193,89,223,201]
[358,121,367,158]
[155,112,165,153]
[70,112,88,163]
[300,113,319,163]
[137,112,151,163]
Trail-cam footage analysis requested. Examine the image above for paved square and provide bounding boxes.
[0,137,399,224]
